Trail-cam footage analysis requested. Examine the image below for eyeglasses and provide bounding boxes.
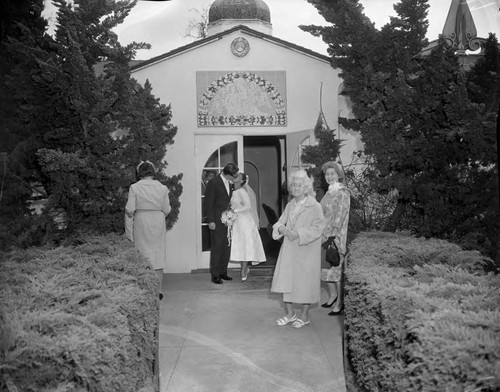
[289,184,304,189]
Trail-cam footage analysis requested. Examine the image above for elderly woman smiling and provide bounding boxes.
[271,170,326,329]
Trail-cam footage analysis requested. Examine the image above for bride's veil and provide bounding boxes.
[243,183,259,227]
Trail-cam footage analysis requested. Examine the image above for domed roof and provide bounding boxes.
[209,0,271,24]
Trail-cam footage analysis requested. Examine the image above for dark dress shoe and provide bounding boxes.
[159,293,164,300]
[321,297,338,308]
[211,276,223,284]
[220,274,233,281]
[328,306,344,316]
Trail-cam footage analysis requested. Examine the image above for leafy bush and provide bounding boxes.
[345,231,500,392]
[0,234,159,392]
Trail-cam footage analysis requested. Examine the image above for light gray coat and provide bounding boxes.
[271,195,326,304]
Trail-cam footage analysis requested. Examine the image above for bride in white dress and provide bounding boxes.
[230,173,266,281]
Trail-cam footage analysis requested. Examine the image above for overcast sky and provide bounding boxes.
[43,0,500,60]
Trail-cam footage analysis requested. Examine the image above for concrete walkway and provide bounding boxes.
[158,269,346,392]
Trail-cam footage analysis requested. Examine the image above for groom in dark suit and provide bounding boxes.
[205,163,239,284]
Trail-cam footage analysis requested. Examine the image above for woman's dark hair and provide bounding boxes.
[223,163,239,177]
[137,161,155,179]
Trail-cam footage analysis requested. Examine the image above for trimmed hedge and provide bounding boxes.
[0,234,158,392]
[345,231,500,392]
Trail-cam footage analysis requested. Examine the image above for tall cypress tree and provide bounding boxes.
[0,0,52,248]
[302,0,498,258]
[0,0,182,249]
[465,34,500,261]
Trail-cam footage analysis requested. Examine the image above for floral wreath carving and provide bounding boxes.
[231,37,250,57]
[198,72,287,127]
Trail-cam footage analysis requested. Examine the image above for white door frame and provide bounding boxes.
[195,134,244,270]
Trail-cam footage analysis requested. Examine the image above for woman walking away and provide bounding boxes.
[229,173,266,281]
[125,161,171,300]
[271,170,326,328]
[319,161,350,315]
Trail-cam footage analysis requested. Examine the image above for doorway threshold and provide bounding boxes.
[191,266,275,276]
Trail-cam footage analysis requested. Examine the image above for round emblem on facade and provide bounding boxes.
[231,37,250,57]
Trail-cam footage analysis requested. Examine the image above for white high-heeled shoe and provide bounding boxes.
[241,266,250,281]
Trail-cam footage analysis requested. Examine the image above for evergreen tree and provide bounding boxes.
[301,0,498,259]
[467,34,500,111]
[301,112,341,169]
[464,33,500,258]
[0,0,182,249]
[0,0,52,248]
[301,111,342,200]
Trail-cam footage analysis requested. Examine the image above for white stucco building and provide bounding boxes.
[130,0,361,273]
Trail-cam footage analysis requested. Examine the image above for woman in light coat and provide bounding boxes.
[125,161,171,300]
[271,170,326,328]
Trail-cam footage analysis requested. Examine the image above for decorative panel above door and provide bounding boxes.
[197,71,287,127]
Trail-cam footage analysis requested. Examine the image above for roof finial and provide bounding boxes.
[441,0,482,53]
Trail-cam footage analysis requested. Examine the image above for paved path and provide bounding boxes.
[158,270,346,392]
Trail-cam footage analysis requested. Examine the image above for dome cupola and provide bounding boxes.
[207,0,273,36]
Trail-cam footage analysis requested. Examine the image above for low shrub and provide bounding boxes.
[0,233,159,392]
[345,231,500,392]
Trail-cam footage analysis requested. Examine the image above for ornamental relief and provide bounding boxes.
[231,37,250,57]
[197,71,287,127]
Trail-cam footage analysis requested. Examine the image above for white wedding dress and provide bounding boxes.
[230,187,266,264]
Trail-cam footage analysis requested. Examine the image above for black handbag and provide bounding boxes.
[322,236,340,267]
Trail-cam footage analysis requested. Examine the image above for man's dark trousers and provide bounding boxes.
[209,222,230,277]
[204,174,232,278]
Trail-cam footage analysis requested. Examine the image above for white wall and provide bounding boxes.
[131,28,360,273]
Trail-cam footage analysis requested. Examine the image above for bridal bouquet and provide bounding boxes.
[221,208,237,226]
[221,207,237,245]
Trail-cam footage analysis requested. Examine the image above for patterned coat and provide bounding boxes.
[320,185,350,254]
[271,195,326,304]
[320,185,350,282]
